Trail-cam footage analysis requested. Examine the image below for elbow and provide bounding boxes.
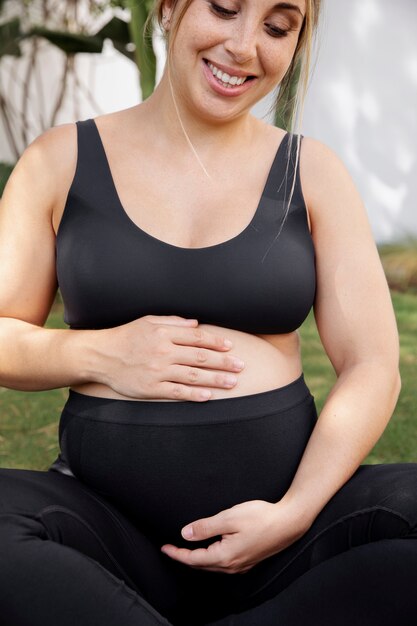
[385,367,402,421]
[393,368,402,402]
[338,357,402,405]
[381,363,401,410]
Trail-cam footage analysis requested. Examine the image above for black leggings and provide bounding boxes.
[1,374,417,625]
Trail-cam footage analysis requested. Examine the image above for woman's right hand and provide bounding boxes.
[95,315,245,401]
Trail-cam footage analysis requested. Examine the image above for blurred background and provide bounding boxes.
[0,0,416,469]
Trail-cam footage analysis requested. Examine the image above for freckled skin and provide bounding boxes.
[163,0,305,125]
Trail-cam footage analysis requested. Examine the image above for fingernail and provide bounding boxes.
[182,526,193,539]
[224,339,233,348]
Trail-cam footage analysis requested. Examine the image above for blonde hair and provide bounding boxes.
[145,0,322,259]
[263,0,322,260]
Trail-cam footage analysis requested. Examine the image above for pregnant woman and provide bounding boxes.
[1,0,417,624]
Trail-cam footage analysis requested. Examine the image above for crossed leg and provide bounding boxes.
[1,463,417,626]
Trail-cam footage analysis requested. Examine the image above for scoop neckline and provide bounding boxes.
[88,117,289,252]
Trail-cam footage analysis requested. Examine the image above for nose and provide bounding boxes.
[223,22,258,65]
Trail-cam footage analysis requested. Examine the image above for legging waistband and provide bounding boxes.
[63,374,313,426]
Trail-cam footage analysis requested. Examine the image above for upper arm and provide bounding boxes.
[0,122,76,326]
[299,137,399,375]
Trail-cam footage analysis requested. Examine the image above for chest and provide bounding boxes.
[93,130,284,250]
[56,192,316,333]
[55,118,316,335]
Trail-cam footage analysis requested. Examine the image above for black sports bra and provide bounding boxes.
[55,118,316,334]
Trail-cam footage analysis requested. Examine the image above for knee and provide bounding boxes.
[0,469,32,514]
[0,468,53,516]
[375,464,417,525]
[0,511,46,545]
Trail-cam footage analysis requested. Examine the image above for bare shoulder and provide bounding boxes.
[20,122,76,183]
[260,127,343,230]
[92,105,145,135]
[298,135,366,229]
[1,122,78,223]
[299,135,351,186]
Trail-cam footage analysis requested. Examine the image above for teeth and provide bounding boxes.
[207,62,249,87]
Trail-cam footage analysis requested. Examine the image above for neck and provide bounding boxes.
[140,68,261,168]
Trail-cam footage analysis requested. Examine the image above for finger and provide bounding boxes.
[161,541,224,568]
[156,381,214,402]
[165,363,238,392]
[170,327,233,351]
[170,347,244,373]
[181,513,234,542]
[146,315,198,326]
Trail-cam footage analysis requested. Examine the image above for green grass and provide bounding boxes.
[300,291,417,464]
[378,239,417,294]
[0,292,416,470]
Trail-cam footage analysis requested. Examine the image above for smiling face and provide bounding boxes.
[162,0,306,123]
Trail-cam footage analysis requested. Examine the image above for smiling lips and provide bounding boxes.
[202,58,256,96]
[206,61,250,87]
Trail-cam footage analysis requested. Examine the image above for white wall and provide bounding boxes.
[1,0,416,242]
[299,0,417,243]
[253,0,417,242]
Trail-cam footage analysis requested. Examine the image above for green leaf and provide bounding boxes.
[95,15,131,45]
[28,26,104,54]
[0,162,15,197]
[125,0,156,100]
[111,40,135,62]
[0,17,23,58]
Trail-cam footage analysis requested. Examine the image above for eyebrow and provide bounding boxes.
[272,2,304,18]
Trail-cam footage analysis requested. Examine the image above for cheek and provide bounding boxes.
[262,41,297,79]
[196,24,232,52]
[262,57,287,82]
[174,25,224,61]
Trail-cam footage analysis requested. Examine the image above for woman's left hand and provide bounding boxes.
[160,499,309,574]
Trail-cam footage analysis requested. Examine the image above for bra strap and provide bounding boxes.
[71,118,116,207]
[263,132,304,204]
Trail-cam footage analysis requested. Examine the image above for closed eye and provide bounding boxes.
[209,3,291,38]
[210,2,236,17]
[266,24,290,38]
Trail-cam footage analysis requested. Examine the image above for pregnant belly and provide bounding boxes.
[70,325,303,401]
[59,379,317,547]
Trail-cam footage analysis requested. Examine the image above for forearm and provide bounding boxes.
[0,317,104,391]
[278,361,401,528]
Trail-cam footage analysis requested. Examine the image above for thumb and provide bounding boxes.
[182,513,227,541]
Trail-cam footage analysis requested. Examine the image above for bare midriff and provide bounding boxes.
[70,325,303,401]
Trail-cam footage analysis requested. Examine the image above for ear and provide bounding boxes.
[161,0,174,18]
[161,0,174,29]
